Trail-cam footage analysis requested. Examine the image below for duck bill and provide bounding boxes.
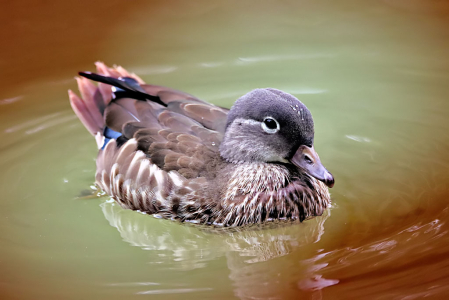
[290,145,334,188]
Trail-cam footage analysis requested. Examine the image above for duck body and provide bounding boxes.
[69,63,334,227]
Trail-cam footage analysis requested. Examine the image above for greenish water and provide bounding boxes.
[1,1,449,299]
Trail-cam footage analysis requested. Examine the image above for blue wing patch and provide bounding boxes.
[102,127,122,149]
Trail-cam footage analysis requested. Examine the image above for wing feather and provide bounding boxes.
[74,63,231,214]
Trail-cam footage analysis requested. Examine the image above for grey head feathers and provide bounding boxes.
[220,88,315,164]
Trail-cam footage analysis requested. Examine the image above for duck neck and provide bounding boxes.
[217,162,330,226]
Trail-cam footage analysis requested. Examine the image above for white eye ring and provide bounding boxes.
[261,117,280,134]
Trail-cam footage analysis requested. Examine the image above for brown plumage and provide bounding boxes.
[69,62,334,227]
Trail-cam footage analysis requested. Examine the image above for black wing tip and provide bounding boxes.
[78,71,92,76]
[78,71,106,82]
[77,70,167,106]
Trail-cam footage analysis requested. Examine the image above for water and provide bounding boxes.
[1,0,449,299]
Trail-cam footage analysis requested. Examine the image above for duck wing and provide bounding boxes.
[69,63,230,215]
[79,69,229,134]
[70,63,229,189]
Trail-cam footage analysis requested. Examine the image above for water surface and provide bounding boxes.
[1,1,449,299]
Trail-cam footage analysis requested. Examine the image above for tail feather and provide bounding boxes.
[94,62,145,84]
[69,89,103,136]
[78,71,166,107]
[75,77,104,128]
[69,61,146,138]
[95,62,144,103]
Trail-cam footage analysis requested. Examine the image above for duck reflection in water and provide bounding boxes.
[101,200,335,298]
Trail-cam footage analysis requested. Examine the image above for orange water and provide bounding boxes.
[1,1,449,299]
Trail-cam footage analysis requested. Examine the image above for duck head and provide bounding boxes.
[220,88,334,188]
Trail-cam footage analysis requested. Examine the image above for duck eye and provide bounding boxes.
[304,154,313,165]
[261,117,280,134]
